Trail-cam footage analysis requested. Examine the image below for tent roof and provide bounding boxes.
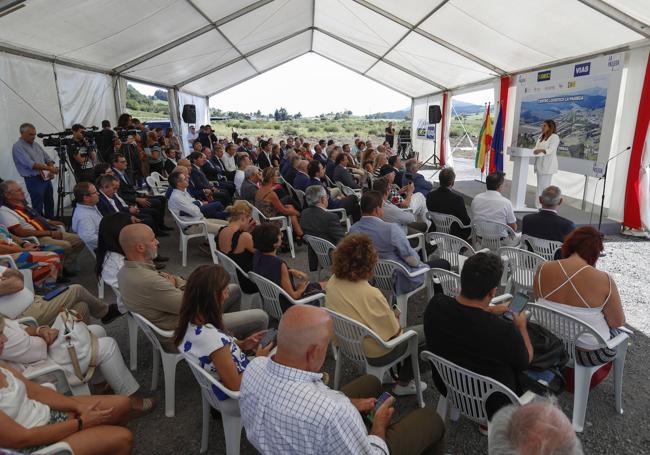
[1,0,649,98]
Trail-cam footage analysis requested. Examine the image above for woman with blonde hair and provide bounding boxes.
[373,153,388,178]
[217,201,257,293]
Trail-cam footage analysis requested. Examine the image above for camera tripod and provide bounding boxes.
[55,146,75,219]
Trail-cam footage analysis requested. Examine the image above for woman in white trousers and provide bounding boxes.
[533,119,560,207]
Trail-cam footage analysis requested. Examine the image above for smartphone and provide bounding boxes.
[503,292,529,320]
[368,392,393,423]
[259,329,277,348]
[42,286,69,301]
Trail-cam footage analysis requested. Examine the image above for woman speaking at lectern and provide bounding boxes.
[533,119,560,207]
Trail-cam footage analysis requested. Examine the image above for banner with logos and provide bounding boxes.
[512,53,624,176]
[416,119,436,140]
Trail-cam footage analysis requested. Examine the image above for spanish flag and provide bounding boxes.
[474,103,493,171]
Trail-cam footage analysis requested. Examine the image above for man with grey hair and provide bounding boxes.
[301,185,345,271]
[240,166,261,203]
[11,123,59,218]
[404,158,433,196]
[489,400,583,455]
[522,185,575,247]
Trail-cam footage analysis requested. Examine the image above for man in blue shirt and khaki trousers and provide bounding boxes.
[11,123,59,218]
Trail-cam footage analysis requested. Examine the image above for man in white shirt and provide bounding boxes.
[167,171,227,235]
[222,144,238,174]
[186,125,197,151]
[234,153,251,195]
[471,172,518,240]
[240,305,445,455]
[71,182,103,251]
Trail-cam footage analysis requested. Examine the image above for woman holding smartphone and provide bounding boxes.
[174,265,272,394]
[533,119,560,207]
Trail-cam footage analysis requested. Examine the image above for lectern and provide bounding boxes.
[507,147,537,212]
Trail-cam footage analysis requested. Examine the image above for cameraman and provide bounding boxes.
[68,124,97,183]
[11,123,58,218]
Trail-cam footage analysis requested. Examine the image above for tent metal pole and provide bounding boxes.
[577,0,650,38]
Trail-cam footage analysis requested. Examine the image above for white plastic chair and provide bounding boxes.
[335,181,362,198]
[302,235,336,280]
[215,250,259,311]
[421,351,523,425]
[429,268,462,298]
[527,303,630,432]
[130,312,184,417]
[498,247,546,296]
[472,221,520,252]
[406,232,427,262]
[326,309,424,408]
[328,207,351,233]
[168,208,218,266]
[248,272,325,321]
[426,232,488,271]
[150,171,169,187]
[426,211,472,237]
[372,259,429,327]
[245,202,295,259]
[520,234,563,261]
[182,354,242,455]
[145,175,166,196]
[33,442,74,455]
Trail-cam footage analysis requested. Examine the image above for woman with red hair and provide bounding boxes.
[533,226,626,366]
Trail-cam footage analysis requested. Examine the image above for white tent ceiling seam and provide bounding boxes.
[0,0,649,98]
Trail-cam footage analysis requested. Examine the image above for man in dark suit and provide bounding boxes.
[522,185,575,244]
[313,144,328,165]
[292,160,311,191]
[163,149,178,175]
[200,147,224,181]
[111,153,171,232]
[426,168,471,241]
[188,151,231,206]
[95,174,163,236]
[282,155,301,186]
[256,140,272,170]
[300,185,346,271]
[325,148,339,181]
[332,153,359,189]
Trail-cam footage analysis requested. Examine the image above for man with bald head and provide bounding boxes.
[117,224,266,351]
[240,306,445,455]
[489,400,583,455]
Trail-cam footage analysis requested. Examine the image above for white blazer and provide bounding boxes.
[534,133,559,175]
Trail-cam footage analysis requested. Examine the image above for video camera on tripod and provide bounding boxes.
[115,127,141,143]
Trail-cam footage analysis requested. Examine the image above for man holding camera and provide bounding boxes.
[11,123,58,218]
[68,124,97,183]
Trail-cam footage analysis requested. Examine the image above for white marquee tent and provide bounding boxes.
[1,0,649,229]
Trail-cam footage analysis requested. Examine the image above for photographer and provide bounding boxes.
[68,124,97,183]
[96,120,116,163]
[11,123,58,218]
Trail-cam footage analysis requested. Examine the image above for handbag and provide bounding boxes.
[523,322,569,394]
[48,309,98,383]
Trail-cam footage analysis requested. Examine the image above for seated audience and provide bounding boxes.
[373,152,387,178]
[489,400,583,455]
[163,147,178,175]
[0,353,135,454]
[386,155,405,187]
[252,224,324,312]
[522,185,575,245]
[216,201,257,294]
[240,305,445,455]
[291,160,311,191]
[0,180,84,274]
[332,153,359,190]
[0,315,153,410]
[326,234,430,396]
[174,265,272,393]
[256,140,272,170]
[270,144,281,168]
[325,147,339,180]
[350,191,448,294]
[424,252,532,419]
[95,213,134,310]
[199,147,223,181]
[240,166,261,204]
[223,144,238,177]
[188,151,231,205]
[168,171,227,234]
[234,153,251,195]
[71,182,103,251]
[306,160,360,221]
[471,172,518,239]
[93,162,113,183]
[378,166,428,224]
[404,158,433,196]
[0,266,119,325]
[117,224,265,351]
[283,155,301,185]
[534,226,625,365]
[300,185,346,271]
[111,154,171,233]
[0,224,63,289]
[255,167,303,239]
[426,168,472,241]
[373,177,425,236]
